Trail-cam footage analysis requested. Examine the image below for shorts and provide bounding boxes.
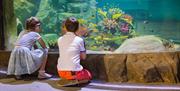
[58,69,92,80]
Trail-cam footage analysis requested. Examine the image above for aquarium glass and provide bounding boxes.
[14,0,180,53]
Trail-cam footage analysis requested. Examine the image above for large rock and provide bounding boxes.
[126,53,179,83]
[103,54,128,82]
[1,51,180,83]
[114,35,179,53]
[81,54,107,80]
[85,52,180,83]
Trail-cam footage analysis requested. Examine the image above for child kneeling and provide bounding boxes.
[57,17,92,83]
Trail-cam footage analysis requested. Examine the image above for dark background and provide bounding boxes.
[0,0,5,50]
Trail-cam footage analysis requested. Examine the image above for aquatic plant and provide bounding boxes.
[121,14,133,25]
[76,7,137,51]
[95,8,136,50]
[97,8,133,36]
[42,34,59,49]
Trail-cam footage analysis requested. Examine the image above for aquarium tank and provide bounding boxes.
[13,0,180,53]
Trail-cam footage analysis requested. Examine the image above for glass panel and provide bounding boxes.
[14,0,180,53]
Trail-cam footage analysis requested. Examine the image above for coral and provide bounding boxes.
[14,0,136,51]
[83,8,137,51]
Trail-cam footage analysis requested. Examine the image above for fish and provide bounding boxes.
[89,23,97,28]
[143,20,149,24]
[112,13,122,19]
[87,16,96,20]
[97,8,107,18]
[122,18,132,26]
[92,29,99,32]
[119,36,129,39]
[94,36,102,40]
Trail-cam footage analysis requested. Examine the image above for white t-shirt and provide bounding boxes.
[16,31,41,50]
[57,32,86,71]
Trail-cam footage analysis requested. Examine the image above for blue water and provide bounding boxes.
[13,0,180,51]
[96,0,180,21]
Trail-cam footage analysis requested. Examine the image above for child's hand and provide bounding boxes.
[33,44,38,49]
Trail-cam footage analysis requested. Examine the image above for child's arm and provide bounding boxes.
[80,40,86,60]
[37,38,47,49]
[80,52,86,60]
[33,44,38,49]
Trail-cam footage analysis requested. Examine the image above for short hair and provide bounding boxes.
[65,17,79,32]
[25,17,41,30]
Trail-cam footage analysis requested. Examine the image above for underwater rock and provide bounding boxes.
[36,0,96,33]
[14,0,41,25]
[114,35,177,53]
[67,3,88,13]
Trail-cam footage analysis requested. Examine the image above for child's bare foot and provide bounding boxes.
[38,71,52,80]
[15,75,22,80]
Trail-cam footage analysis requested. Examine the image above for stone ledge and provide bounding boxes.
[0,51,180,83]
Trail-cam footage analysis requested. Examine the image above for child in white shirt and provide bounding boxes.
[57,17,92,82]
[7,17,52,80]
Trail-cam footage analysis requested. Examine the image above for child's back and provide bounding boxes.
[58,32,85,71]
[16,31,41,50]
[57,17,92,82]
